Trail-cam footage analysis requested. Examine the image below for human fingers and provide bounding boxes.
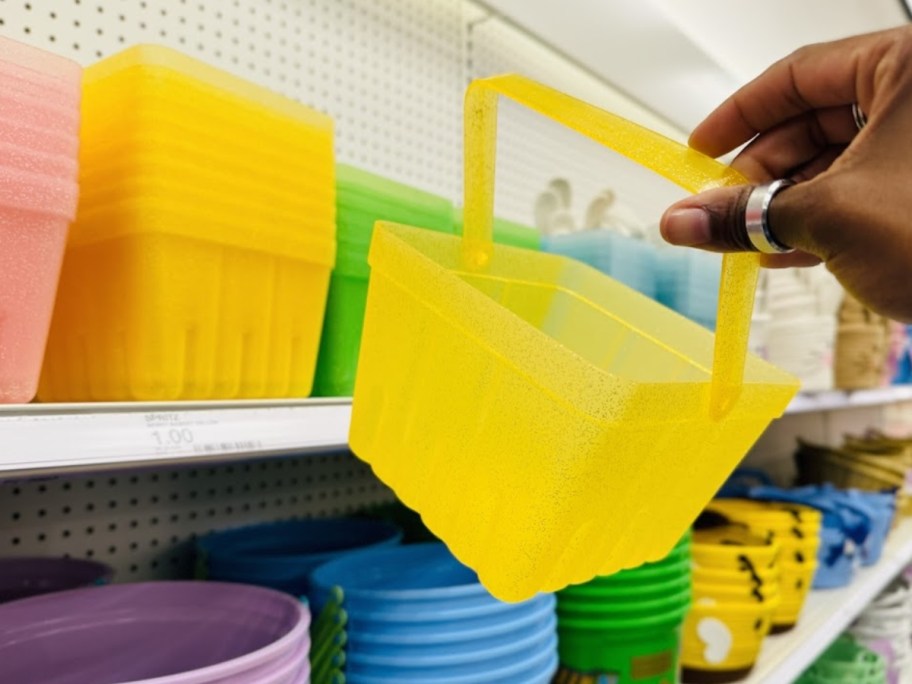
[659,180,828,258]
[689,28,899,157]
[729,106,858,181]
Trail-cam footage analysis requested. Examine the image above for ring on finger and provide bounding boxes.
[744,179,796,254]
[852,102,867,131]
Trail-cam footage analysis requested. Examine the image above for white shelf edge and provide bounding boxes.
[785,387,912,415]
[743,517,912,683]
[0,399,352,477]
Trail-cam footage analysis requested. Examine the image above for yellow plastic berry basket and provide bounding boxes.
[349,74,799,602]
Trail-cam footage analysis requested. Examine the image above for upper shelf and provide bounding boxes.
[785,386,912,414]
[0,386,910,477]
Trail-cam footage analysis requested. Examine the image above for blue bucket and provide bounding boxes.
[346,594,554,648]
[344,634,558,683]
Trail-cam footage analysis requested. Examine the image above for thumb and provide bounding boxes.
[660,181,826,259]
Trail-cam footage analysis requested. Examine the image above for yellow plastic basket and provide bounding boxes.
[349,75,799,601]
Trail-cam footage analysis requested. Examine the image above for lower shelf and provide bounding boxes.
[742,517,912,683]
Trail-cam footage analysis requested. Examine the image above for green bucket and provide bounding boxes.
[558,602,689,681]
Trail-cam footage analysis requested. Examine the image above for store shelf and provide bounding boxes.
[3,386,912,478]
[743,517,912,683]
[0,399,352,477]
[785,386,912,415]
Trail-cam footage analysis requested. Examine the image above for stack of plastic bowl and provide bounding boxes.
[683,521,781,683]
[797,636,888,684]
[555,533,691,683]
[655,245,722,329]
[39,44,336,401]
[542,229,658,298]
[310,542,558,683]
[310,585,347,684]
[0,36,80,404]
[708,498,821,632]
[196,517,402,600]
[313,165,454,397]
[0,557,112,603]
[849,577,912,684]
[801,485,893,567]
[746,485,871,590]
[0,582,311,683]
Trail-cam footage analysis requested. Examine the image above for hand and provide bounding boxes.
[659,27,912,321]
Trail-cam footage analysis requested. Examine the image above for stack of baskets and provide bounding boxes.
[682,520,781,683]
[707,499,820,631]
[796,437,910,514]
[834,292,891,390]
[40,45,336,401]
[555,534,691,683]
[797,636,888,684]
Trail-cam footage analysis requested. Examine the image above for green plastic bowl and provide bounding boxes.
[560,572,691,603]
[557,586,691,622]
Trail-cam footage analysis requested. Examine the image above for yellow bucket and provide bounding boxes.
[349,74,799,601]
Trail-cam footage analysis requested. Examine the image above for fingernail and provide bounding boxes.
[662,208,711,246]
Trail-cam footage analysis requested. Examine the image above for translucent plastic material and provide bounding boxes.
[0,36,81,404]
[39,45,335,401]
[314,165,455,397]
[350,74,799,601]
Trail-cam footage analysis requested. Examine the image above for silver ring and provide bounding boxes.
[745,180,796,254]
[852,102,867,131]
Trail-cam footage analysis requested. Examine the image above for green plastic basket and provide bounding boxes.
[313,165,455,396]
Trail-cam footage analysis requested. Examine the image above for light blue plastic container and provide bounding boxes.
[542,230,657,298]
[655,246,721,327]
[346,594,555,647]
[311,543,558,683]
[346,616,555,668]
[344,636,558,683]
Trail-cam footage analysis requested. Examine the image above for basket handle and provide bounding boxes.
[463,74,758,419]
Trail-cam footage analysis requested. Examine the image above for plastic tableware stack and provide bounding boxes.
[762,267,839,392]
[746,484,873,590]
[39,44,336,401]
[0,581,312,684]
[310,542,558,683]
[708,498,821,632]
[814,485,895,566]
[310,586,347,684]
[0,36,81,404]
[555,533,691,684]
[196,517,402,601]
[655,245,721,329]
[313,165,455,397]
[797,636,888,684]
[682,521,781,683]
[0,557,112,603]
[795,439,910,514]
[835,292,891,390]
[542,229,658,298]
[848,577,912,684]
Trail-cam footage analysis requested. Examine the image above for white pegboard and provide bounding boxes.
[0,0,464,199]
[466,8,691,231]
[0,453,393,581]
